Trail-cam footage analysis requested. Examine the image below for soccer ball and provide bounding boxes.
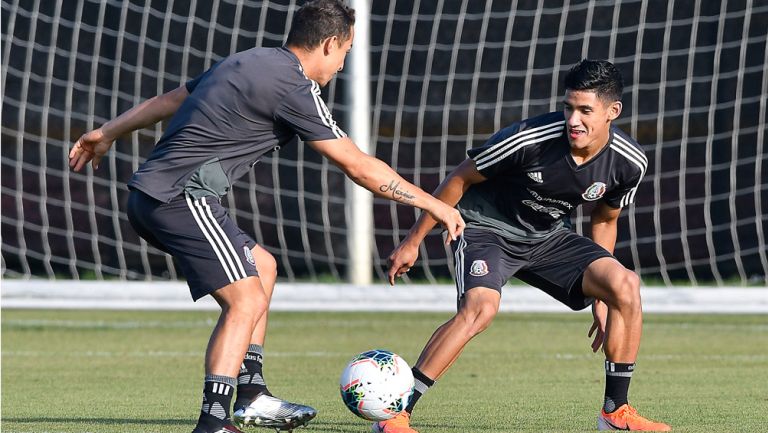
[339,349,415,421]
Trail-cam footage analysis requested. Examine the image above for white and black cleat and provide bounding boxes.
[233,394,316,431]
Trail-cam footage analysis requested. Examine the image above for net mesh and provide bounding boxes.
[2,0,767,285]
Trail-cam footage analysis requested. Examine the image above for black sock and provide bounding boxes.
[195,374,236,431]
[603,361,634,413]
[235,344,270,409]
[405,367,435,414]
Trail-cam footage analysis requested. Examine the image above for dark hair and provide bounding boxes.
[286,0,355,50]
[563,59,623,102]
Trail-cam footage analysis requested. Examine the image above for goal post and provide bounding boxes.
[1,0,766,287]
[345,0,374,285]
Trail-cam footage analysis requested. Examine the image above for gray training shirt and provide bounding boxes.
[128,46,347,202]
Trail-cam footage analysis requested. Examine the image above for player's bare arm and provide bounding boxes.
[69,85,190,171]
[387,158,487,285]
[587,201,622,352]
[590,201,621,252]
[308,137,466,242]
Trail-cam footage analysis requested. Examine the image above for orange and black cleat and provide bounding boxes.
[598,404,671,431]
[372,411,419,433]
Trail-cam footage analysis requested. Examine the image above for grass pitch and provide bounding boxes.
[2,309,767,432]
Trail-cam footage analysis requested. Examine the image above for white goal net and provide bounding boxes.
[2,0,767,286]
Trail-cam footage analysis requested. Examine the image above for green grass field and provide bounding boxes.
[2,309,767,432]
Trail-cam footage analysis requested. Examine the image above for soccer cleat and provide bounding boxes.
[598,404,671,431]
[232,393,316,431]
[371,411,419,433]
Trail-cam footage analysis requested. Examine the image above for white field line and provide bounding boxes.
[4,318,767,332]
[1,350,351,358]
[2,281,767,313]
[4,350,766,363]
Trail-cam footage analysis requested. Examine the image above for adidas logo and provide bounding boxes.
[527,171,543,183]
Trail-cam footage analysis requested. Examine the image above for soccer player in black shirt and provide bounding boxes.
[380,60,671,432]
[69,1,464,433]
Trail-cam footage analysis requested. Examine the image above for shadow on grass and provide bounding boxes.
[2,417,191,426]
[302,419,379,431]
[311,419,515,432]
[3,416,527,432]
[3,418,383,431]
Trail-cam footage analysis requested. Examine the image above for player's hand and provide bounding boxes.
[426,201,465,245]
[387,240,420,285]
[69,128,114,171]
[588,299,608,352]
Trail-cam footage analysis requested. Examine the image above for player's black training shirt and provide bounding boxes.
[458,111,647,241]
[128,46,346,203]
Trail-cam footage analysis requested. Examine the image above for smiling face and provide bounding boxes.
[562,89,622,154]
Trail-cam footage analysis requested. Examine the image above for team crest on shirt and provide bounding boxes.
[469,260,489,277]
[582,182,607,201]
[243,246,256,266]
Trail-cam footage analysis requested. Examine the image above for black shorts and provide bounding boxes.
[127,189,258,300]
[451,228,613,310]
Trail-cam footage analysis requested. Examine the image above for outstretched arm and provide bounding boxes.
[387,158,487,284]
[587,201,622,352]
[309,137,467,246]
[69,85,190,171]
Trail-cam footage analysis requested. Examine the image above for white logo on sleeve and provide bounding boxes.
[582,182,607,201]
[469,260,489,277]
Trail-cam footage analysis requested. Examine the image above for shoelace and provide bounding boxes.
[387,413,410,426]
[622,405,640,418]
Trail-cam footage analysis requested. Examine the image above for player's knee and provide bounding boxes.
[218,279,269,317]
[253,246,278,280]
[224,291,267,329]
[473,305,497,335]
[458,299,498,337]
[610,270,641,311]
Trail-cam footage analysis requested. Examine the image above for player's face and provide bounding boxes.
[318,27,354,87]
[562,89,621,152]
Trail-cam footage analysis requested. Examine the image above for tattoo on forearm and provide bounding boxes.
[380,180,416,204]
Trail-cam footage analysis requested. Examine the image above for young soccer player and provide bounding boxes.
[69,1,464,432]
[379,60,671,432]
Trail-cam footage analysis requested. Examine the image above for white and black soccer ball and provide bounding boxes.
[339,349,415,421]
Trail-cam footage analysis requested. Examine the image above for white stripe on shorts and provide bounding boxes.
[453,234,467,300]
[198,197,248,279]
[184,194,246,283]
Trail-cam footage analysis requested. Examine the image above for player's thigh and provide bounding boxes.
[126,189,171,253]
[128,190,260,300]
[516,230,613,311]
[451,229,520,304]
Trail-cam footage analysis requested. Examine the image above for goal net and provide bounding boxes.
[2,0,766,286]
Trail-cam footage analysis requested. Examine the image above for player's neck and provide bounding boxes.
[570,132,610,165]
[287,45,322,83]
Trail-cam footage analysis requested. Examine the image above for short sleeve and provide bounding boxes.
[185,72,206,93]
[274,81,347,142]
[601,135,648,208]
[467,124,525,178]
[603,168,644,209]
